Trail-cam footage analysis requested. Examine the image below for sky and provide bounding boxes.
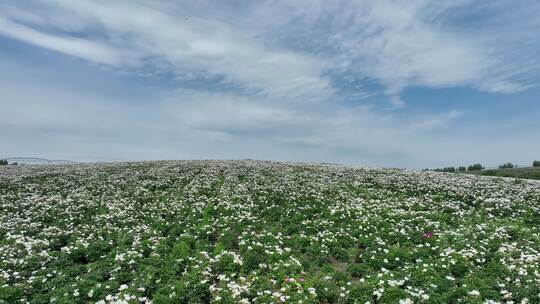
[1,0,539,168]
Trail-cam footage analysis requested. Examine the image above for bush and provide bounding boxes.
[533,160,540,167]
[0,160,8,166]
[467,164,484,171]
[458,166,466,172]
[499,163,515,169]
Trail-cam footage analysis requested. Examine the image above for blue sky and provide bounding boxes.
[1,0,539,168]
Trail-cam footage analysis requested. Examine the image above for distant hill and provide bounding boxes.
[467,166,540,180]
[2,157,78,165]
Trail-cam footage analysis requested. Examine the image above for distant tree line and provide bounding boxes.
[432,164,482,172]
[0,160,17,166]
[499,163,516,169]
[431,163,485,172]
[468,164,484,171]
[430,160,540,172]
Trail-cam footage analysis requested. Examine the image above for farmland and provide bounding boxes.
[0,160,539,303]
[468,167,540,181]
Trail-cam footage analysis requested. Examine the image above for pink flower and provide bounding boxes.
[423,231,433,238]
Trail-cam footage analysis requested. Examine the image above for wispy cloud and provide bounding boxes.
[0,1,332,101]
[0,15,127,65]
[1,1,538,105]
[245,0,538,103]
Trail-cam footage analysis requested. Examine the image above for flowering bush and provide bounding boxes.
[0,160,538,303]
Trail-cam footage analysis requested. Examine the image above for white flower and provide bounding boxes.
[468,290,480,296]
[399,298,414,304]
[373,288,384,299]
[388,279,405,287]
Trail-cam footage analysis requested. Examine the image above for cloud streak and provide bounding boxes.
[0,1,333,101]
[1,1,538,105]
[0,15,126,65]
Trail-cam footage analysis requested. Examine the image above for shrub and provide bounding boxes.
[467,164,484,171]
[0,160,8,166]
[458,166,466,172]
[499,163,515,169]
[533,160,540,167]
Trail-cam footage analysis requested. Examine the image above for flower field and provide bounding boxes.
[0,160,539,304]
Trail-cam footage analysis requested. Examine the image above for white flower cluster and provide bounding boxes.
[0,160,538,303]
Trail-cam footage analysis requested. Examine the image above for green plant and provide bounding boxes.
[0,160,538,303]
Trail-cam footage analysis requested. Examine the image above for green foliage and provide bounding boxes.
[0,160,538,303]
[0,159,8,165]
[449,255,470,278]
[467,163,484,171]
[432,167,456,172]
[473,166,540,180]
[347,263,371,277]
[533,160,540,167]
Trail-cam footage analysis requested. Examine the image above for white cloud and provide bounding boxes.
[0,0,537,105]
[1,0,539,167]
[0,15,127,65]
[409,110,462,130]
[244,0,537,102]
[0,1,332,101]
[0,59,460,167]
[1,63,538,168]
